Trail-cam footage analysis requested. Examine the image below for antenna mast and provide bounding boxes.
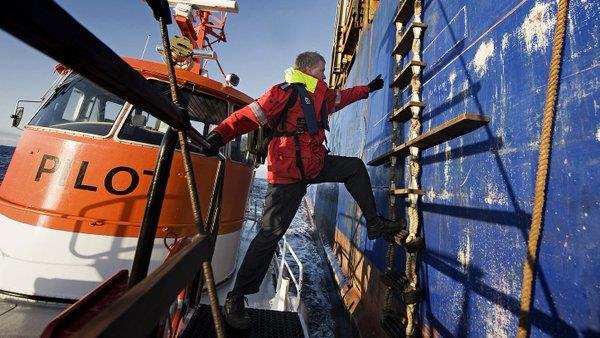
[169,0,238,74]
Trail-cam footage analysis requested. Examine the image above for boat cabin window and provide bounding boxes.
[28,74,125,136]
[118,80,227,154]
[228,104,255,165]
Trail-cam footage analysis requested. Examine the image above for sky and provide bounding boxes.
[0,0,339,176]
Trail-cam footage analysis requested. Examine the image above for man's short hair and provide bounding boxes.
[294,52,325,72]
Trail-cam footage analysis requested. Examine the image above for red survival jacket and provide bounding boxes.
[214,79,370,184]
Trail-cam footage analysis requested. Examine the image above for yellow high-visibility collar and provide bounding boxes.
[284,67,318,93]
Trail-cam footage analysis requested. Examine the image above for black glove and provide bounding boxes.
[367,74,384,93]
[204,131,224,157]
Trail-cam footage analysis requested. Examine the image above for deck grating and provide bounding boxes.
[181,304,304,337]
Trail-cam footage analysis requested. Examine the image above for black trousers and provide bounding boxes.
[232,155,379,296]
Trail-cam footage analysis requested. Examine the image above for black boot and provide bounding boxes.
[223,292,250,330]
[367,216,405,240]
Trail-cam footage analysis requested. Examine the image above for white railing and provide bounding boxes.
[272,236,303,312]
[244,194,303,312]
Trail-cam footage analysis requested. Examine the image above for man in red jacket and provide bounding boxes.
[204,52,404,329]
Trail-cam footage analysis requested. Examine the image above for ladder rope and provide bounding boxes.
[382,1,425,335]
[383,104,400,314]
[404,1,424,334]
[516,0,569,337]
[382,12,405,315]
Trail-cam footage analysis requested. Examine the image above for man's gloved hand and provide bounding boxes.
[204,131,224,157]
[367,74,384,93]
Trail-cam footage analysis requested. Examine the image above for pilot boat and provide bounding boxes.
[0,1,258,302]
[0,1,309,337]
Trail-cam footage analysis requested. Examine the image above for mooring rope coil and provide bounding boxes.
[516,0,570,337]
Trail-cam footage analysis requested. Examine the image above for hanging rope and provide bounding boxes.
[404,1,425,334]
[517,0,570,337]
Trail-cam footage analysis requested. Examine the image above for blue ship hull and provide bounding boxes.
[310,0,599,336]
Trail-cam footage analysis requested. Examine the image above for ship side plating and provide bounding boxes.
[311,0,599,336]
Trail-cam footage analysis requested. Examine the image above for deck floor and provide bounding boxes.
[182,304,304,338]
[0,297,68,337]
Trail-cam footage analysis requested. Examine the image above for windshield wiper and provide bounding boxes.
[40,81,73,109]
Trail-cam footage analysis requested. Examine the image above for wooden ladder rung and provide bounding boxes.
[392,22,427,58]
[389,188,424,196]
[368,113,490,166]
[394,0,416,25]
[389,101,426,123]
[390,60,426,90]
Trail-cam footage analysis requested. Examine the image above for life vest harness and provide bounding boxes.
[271,82,330,181]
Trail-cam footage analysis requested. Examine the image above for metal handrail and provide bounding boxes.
[276,236,304,310]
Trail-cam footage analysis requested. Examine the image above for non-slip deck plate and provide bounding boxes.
[182,304,304,337]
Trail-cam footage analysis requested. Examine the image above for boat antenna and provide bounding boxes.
[141,34,152,59]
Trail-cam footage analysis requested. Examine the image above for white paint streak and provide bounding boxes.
[438,190,454,200]
[472,39,495,76]
[444,143,451,184]
[448,71,457,99]
[596,124,600,142]
[528,140,540,150]
[484,182,509,206]
[497,146,518,155]
[440,142,454,200]
[518,1,556,53]
[460,168,471,187]
[501,33,510,51]
[461,80,470,101]
[426,187,437,201]
[449,71,457,84]
[457,228,472,270]
[484,277,512,338]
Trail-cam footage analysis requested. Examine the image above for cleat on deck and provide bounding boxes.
[223,292,250,330]
[367,216,406,240]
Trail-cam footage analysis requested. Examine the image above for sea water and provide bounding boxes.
[245,178,335,337]
[0,145,335,337]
